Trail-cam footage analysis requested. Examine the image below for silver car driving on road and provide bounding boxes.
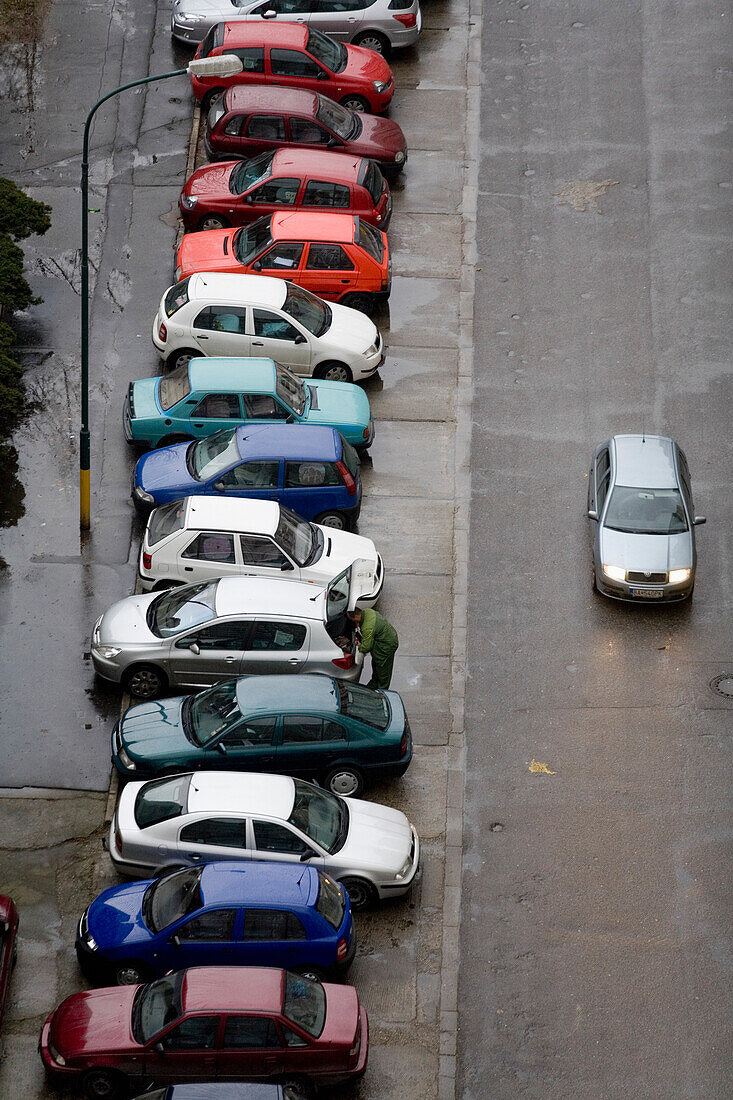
[588,434,706,602]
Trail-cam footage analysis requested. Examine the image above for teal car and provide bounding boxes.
[123,358,374,451]
[112,673,412,797]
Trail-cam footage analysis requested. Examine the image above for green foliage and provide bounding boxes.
[0,321,16,351]
[0,178,51,240]
[0,233,39,312]
[0,352,26,435]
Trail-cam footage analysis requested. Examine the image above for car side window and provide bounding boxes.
[248,621,307,651]
[223,114,244,136]
[252,0,313,12]
[253,309,301,342]
[677,449,693,508]
[252,820,311,854]
[242,909,307,942]
[284,461,341,488]
[240,535,290,568]
[194,306,247,334]
[596,448,611,513]
[160,1016,219,1051]
[306,243,354,271]
[222,1016,282,1050]
[270,48,321,79]
[281,716,345,743]
[181,532,236,563]
[290,118,331,145]
[179,817,247,847]
[257,243,304,271]
[181,622,251,651]
[246,115,286,141]
[242,395,286,421]
[177,909,237,942]
[249,178,300,205]
[220,459,281,487]
[232,47,265,73]
[223,717,277,748]
[190,393,242,420]
[302,180,350,207]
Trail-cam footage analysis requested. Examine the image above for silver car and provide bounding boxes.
[588,434,706,602]
[91,569,363,698]
[171,0,422,55]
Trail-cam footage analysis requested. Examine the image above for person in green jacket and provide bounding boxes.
[346,607,399,690]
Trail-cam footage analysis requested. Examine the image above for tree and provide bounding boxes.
[0,177,51,240]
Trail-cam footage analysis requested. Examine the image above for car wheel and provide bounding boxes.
[314,510,348,531]
[280,1076,315,1100]
[166,347,203,371]
[197,213,229,231]
[291,964,326,983]
[123,664,167,700]
[313,360,353,383]
[340,94,370,113]
[340,291,375,315]
[113,960,152,986]
[202,87,224,112]
[352,30,390,56]
[82,1068,128,1100]
[324,764,364,798]
[339,876,377,911]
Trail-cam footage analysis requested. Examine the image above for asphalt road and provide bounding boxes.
[460,2,732,1097]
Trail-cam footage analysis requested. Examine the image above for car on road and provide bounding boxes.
[112,673,412,794]
[171,0,422,56]
[179,148,392,232]
[76,861,355,986]
[191,23,394,114]
[152,272,383,381]
[176,212,390,315]
[0,894,19,1041]
[132,425,364,531]
[91,568,365,699]
[40,966,368,1099]
[124,359,375,451]
[133,1084,288,1100]
[588,434,706,602]
[204,86,407,178]
[138,496,383,597]
[109,771,421,910]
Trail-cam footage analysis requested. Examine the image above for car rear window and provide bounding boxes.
[339,436,359,479]
[134,775,191,829]
[355,218,383,262]
[337,681,390,730]
[200,22,224,58]
[164,277,190,318]
[147,500,186,546]
[315,872,345,930]
[158,364,192,411]
[283,971,327,1038]
[362,159,384,206]
[207,95,227,133]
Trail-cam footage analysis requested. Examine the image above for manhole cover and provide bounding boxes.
[710,674,733,698]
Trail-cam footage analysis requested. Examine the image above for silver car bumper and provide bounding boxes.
[595,570,694,603]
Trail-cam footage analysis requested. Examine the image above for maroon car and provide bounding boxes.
[40,966,368,1100]
[204,86,407,179]
[0,895,19,1037]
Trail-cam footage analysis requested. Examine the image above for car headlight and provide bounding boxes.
[602,564,626,582]
[174,12,197,22]
[117,746,136,770]
[364,342,378,356]
[395,854,413,880]
[180,194,198,210]
[668,567,691,584]
[394,150,405,164]
[93,645,121,660]
[134,486,154,503]
[47,1041,66,1066]
[175,266,182,282]
[82,932,98,951]
[373,80,389,93]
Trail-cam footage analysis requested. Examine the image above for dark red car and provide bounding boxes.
[192,22,394,114]
[180,147,392,232]
[205,86,407,179]
[40,967,368,1100]
[0,895,19,1037]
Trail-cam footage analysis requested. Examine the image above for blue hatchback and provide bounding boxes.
[76,861,355,987]
[132,423,362,529]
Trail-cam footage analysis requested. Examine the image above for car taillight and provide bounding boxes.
[337,937,348,960]
[114,821,123,854]
[333,653,354,670]
[381,275,389,291]
[142,551,152,570]
[393,12,416,27]
[400,732,408,756]
[336,460,356,495]
[350,1020,361,1059]
[158,321,167,342]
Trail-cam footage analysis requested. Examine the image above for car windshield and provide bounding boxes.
[147,500,186,547]
[134,774,191,829]
[230,152,274,195]
[186,681,242,746]
[337,680,390,730]
[276,506,316,566]
[306,27,347,73]
[283,971,327,1038]
[142,867,203,933]
[132,972,184,1045]
[148,582,218,638]
[315,872,346,930]
[316,95,357,140]
[288,779,346,854]
[158,365,192,411]
[284,283,330,337]
[190,428,241,481]
[164,278,190,318]
[233,216,273,264]
[275,364,307,416]
[604,486,689,535]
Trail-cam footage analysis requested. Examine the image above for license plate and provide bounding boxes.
[630,588,664,599]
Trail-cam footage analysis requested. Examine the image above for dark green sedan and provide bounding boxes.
[112,673,411,796]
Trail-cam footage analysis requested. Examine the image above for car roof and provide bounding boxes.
[224,84,320,115]
[611,434,678,489]
[221,21,308,49]
[184,496,281,535]
[199,860,319,910]
[272,147,362,182]
[271,211,357,245]
[234,423,341,461]
[187,271,287,307]
[235,673,339,717]
[186,771,296,818]
[213,575,327,617]
[167,1084,283,1099]
[181,966,285,1014]
[188,357,277,392]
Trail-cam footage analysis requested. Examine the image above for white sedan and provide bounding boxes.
[109,771,421,910]
[140,495,384,604]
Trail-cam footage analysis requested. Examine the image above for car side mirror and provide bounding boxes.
[154,1042,165,1053]
[244,194,253,203]
[587,508,598,520]
[169,934,181,949]
[317,70,329,80]
[327,136,340,148]
[280,561,294,571]
[263,8,276,16]
[694,515,706,525]
[216,741,228,754]
[293,333,306,345]
[212,480,225,493]
[299,848,316,861]
[189,642,201,655]
[252,260,262,271]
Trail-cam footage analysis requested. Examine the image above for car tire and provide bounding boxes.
[314,510,349,531]
[166,347,203,372]
[313,360,353,383]
[123,664,167,700]
[202,87,224,112]
[82,1068,128,1100]
[113,960,152,986]
[352,30,390,56]
[340,291,375,315]
[197,213,229,231]
[324,764,364,798]
[291,964,326,983]
[158,434,194,448]
[340,93,370,113]
[280,1075,315,1100]
[339,876,377,911]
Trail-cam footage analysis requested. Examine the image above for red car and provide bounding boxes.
[0,895,19,1037]
[191,22,394,114]
[40,967,368,1100]
[205,86,407,179]
[179,148,392,232]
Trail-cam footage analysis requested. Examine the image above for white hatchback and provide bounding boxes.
[109,771,421,910]
[152,271,384,382]
[139,496,384,604]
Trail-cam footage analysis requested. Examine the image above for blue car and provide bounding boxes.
[131,424,362,529]
[133,1086,285,1100]
[76,861,355,987]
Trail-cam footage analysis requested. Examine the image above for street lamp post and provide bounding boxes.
[79,55,242,530]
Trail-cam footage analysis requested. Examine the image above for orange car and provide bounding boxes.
[175,210,390,314]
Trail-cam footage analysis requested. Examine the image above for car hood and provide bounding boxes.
[339,797,413,875]
[177,228,236,280]
[344,45,392,83]
[96,593,160,647]
[131,377,161,420]
[313,528,378,595]
[119,697,193,764]
[173,0,226,13]
[352,113,406,159]
[87,880,154,949]
[304,380,371,433]
[51,986,138,1059]
[136,442,196,494]
[184,160,237,200]
[325,300,379,355]
[599,527,694,572]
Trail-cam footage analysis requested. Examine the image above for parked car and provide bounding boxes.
[588,434,706,602]
[76,861,355,986]
[112,673,411,794]
[204,86,407,178]
[91,568,364,699]
[179,148,392,232]
[191,23,393,114]
[124,358,375,451]
[152,272,383,381]
[0,895,19,1041]
[176,212,390,315]
[132,424,363,530]
[138,496,383,596]
[171,0,422,56]
[40,967,368,1099]
[133,1085,288,1100]
[109,771,421,910]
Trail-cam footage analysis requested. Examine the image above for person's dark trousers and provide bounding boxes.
[367,651,396,690]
